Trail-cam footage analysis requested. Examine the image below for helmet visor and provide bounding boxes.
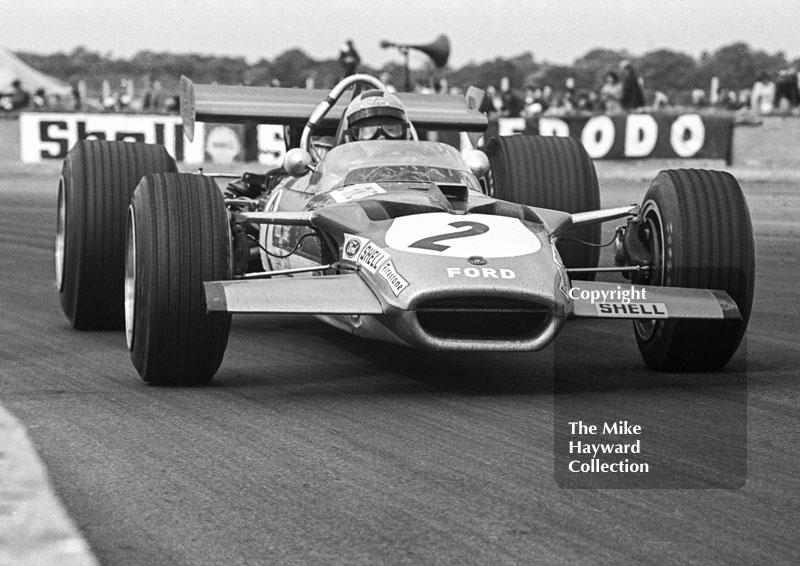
[349,122,407,141]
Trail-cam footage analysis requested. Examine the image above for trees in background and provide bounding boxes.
[699,42,789,89]
[15,42,799,100]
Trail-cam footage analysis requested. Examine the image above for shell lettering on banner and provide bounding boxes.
[385,213,541,258]
[256,124,285,168]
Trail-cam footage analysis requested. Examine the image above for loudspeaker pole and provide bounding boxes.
[402,46,411,92]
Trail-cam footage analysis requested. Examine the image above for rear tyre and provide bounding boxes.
[484,135,601,279]
[57,140,177,329]
[126,173,232,385]
[633,169,755,371]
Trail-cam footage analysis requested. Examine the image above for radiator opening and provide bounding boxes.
[416,297,551,339]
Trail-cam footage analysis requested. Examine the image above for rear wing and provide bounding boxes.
[180,75,487,142]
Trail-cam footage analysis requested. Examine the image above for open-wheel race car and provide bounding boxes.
[55,74,755,385]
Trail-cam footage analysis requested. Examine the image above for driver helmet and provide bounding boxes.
[344,89,409,141]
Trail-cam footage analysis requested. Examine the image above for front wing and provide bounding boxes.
[205,276,739,320]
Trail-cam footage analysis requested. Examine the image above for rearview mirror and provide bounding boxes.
[283,148,313,177]
[463,149,490,179]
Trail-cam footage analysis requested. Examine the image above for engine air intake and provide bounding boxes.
[416,296,550,339]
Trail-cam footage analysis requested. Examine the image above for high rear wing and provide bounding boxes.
[180,76,487,142]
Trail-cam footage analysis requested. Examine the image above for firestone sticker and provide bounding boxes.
[378,260,409,296]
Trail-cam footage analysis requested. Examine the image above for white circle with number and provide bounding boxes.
[384,213,541,258]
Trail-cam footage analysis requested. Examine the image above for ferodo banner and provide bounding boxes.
[20,112,733,164]
[18,112,287,166]
[489,113,735,163]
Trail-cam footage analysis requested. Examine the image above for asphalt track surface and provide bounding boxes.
[1,160,798,565]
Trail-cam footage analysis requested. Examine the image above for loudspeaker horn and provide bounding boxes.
[380,34,451,68]
[410,35,450,68]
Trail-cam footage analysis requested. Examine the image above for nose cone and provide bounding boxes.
[338,212,571,351]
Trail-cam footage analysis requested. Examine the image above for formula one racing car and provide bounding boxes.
[55,74,755,385]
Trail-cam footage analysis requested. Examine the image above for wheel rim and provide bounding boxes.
[124,208,136,350]
[55,178,66,291]
[634,199,665,341]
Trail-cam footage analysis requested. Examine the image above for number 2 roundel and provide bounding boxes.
[384,213,541,258]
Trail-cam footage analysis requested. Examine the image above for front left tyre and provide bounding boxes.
[57,140,177,329]
[483,134,602,279]
[126,173,232,385]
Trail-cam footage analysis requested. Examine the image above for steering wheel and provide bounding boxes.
[299,74,417,160]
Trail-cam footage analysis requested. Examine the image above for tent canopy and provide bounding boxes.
[0,46,71,95]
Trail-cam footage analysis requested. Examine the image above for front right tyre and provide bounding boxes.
[632,169,755,371]
[126,173,232,385]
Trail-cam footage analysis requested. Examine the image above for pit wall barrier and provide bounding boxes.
[19,111,736,165]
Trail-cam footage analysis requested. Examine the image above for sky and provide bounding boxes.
[3,0,799,69]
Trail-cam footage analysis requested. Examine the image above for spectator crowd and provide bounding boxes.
[478,61,651,119]
[0,74,179,114]
[478,61,800,119]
